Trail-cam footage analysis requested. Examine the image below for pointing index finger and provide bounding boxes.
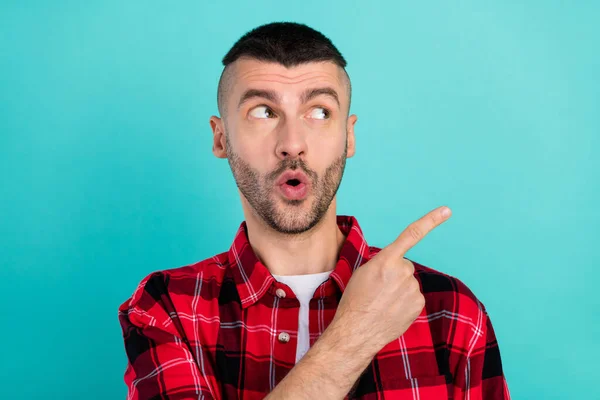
[387,206,452,259]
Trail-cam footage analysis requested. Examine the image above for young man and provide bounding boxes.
[118,22,510,400]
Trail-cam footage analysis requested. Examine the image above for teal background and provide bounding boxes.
[1,1,598,398]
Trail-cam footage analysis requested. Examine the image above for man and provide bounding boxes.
[118,22,510,400]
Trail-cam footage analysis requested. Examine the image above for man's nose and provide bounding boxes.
[275,119,307,160]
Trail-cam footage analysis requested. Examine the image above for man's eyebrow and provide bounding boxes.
[301,87,340,108]
[237,89,280,110]
[237,87,341,110]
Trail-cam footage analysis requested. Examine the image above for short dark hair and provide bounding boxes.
[217,22,351,116]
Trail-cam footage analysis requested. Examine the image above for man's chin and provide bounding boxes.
[273,223,313,235]
[269,212,316,235]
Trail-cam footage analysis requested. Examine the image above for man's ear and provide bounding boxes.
[346,114,358,158]
[209,116,227,159]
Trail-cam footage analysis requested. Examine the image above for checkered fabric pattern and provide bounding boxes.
[118,215,510,399]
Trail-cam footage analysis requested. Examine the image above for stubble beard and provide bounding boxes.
[226,135,348,235]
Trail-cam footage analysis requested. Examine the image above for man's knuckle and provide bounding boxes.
[403,259,415,274]
[416,293,426,308]
[382,261,401,278]
[409,277,420,291]
[429,212,440,226]
[407,224,422,242]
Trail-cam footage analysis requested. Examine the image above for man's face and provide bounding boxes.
[210,58,357,234]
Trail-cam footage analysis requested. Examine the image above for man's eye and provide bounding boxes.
[308,107,330,120]
[249,105,276,119]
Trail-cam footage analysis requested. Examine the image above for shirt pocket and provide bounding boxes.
[352,374,453,400]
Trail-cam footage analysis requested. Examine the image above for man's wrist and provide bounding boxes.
[311,318,378,383]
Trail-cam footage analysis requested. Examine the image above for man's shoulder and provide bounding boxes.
[118,250,233,313]
[367,246,485,313]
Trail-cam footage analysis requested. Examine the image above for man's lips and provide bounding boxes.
[275,170,310,200]
[275,170,309,186]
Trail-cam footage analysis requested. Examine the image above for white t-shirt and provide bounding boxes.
[272,270,333,364]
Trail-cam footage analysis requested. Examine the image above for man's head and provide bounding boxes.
[209,22,357,235]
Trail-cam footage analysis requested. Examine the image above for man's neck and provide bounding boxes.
[242,200,346,276]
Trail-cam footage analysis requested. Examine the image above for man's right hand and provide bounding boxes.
[327,205,452,354]
[265,206,453,400]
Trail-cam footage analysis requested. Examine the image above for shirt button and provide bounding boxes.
[278,332,290,343]
[275,288,286,298]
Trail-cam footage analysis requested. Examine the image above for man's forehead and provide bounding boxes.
[229,58,346,92]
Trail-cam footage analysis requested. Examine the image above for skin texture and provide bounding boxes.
[209,57,357,276]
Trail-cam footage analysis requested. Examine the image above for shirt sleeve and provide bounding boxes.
[118,272,219,400]
[477,310,511,399]
[448,278,511,400]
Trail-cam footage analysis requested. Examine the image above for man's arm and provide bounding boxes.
[264,317,377,400]
[450,292,511,400]
[118,273,219,400]
[479,311,511,399]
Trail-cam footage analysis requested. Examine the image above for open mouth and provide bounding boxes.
[277,172,309,200]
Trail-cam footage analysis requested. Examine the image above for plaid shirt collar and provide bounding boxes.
[228,215,373,309]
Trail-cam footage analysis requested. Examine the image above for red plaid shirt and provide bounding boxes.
[118,215,510,400]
